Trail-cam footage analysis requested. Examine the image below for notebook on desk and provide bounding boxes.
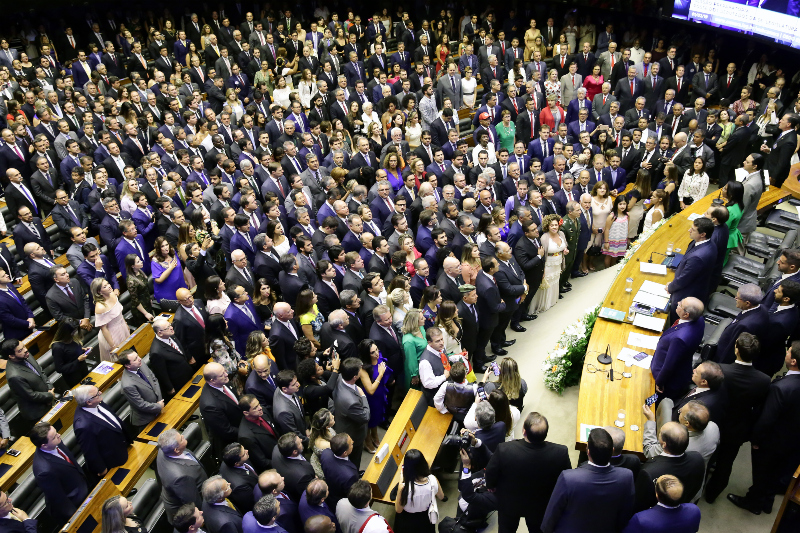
[662,252,684,269]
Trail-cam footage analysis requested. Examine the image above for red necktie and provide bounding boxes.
[603,95,607,105]
[530,113,535,138]
[727,75,732,87]
[255,417,277,437]
[671,319,679,328]
[190,307,205,327]
[677,79,682,91]
[57,448,73,465]
[513,99,518,113]
[630,80,634,95]
[561,57,564,68]
[222,386,237,404]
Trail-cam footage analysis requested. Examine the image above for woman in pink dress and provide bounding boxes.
[91,278,131,362]
[583,64,604,102]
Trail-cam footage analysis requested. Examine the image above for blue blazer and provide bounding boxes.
[669,240,718,311]
[224,300,262,356]
[622,503,701,533]
[714,306,770,365]
[0,286,34,341]
[567,119,596,141]
[98,211,132,250]
[369,197,393,227]
[131,208,157,251]
[762,271,800,311]
[601,166,628,194]
[341,231,362,254]
[415,225,434,255]
[243,512,288,533]
[319,448,359,504]
[32,445,89,523]
[115,235,150,278]
[566,100,593,125]
[298,490,339,530]
[528,137,555,161]
[230,228,259,265]
[77,254,119,290]
[651,317,705,399]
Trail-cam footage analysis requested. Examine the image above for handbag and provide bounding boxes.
[586,244,602,256]
[427,488,440,524]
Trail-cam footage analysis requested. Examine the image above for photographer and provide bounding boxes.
[297,347,341,415]
[445,430,498,531]
[433,362,477,424]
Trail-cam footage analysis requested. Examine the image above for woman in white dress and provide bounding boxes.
[91,278,131,362]
[297,68,316,109]
[643,190,667,232]
[585,181,612,272]
[204,276,231,315]
[678,157,710,210]
[405,111,422,149]
[388,288,412,329]
[394,449,445,533]
[120,177,140,214]
[531,214,568,314]
[224,89,245,122]
[360,101,380,134]
[461,67,477,109]
[272,75,293,109]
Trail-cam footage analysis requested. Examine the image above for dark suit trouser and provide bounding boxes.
[745,444,800,505]
[490,310,513,348]
[475,327,493,364]
[571,248,585,276]
[498,511,543,533]
[705,432,745,500]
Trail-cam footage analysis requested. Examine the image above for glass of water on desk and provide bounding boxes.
[615,409,626,428]
[666,242,674,256]
[625,277,633,293]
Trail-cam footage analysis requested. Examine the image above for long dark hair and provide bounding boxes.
[399,449,431,506]
[358,339,376,373]
[204,275,223,302]
[488,389,514,437]
[205,313,233,351]
[725,180,745,209]
[610,194,627,222]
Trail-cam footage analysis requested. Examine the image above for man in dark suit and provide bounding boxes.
[174,288,210,363]
[320,435,360,508]
[666,218,718,324]
[29,156,62,214]
[541,428,635,533]
[200,362,244,453]
[670,361,729,427]
[515,219,545,319]
[369,305,404,383]
[625,476,701,533]
[76,242,119,291]
[2,339,55,434]
[30,422,89,524]
[269,303,302,371]
[691,62,718,105]
[73,384,132,477]
[634,422,706,511]
[13,208,52,264]
[238,394,280,473]
[651,297,705,400]
[223,285,262,357]
[728,340,800,515]
[201,475,244,532]
[0,489,39,533]
[712,284,770,365]
[718,115,751,186]
[156,428,209,525]
[486,413,572,533]
[149,317,196,398]
[762,113,799,187]
[272,434,316,501]
[272,369,308,444]
[0,268,34,341]
[704,333,771,503]
[475,258,508,369]
[50,189,89,247]
[46,266,93,330]
[245,354,280,414]
[493,241,528,340]
[219,443,259,513]
[332,359,371,465]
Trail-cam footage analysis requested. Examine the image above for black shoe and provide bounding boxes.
[561,287,572,293]
[763,500,774,514]
[502,339,516,347]
[511,324,526,332]
[559,294,564,299]
[522,314,538,321]
[492,348,508,356]
[565,282,572,288]
[572,271,588,278]
[485,354,498,362]
[726,494,761,515]
[473,363,488,373]
[704,493,717,504]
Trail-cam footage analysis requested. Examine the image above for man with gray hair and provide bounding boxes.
[602,426,641,476]
[643,400,719,470]
[149,317,195,398]
[243,494,280,531]
[380,127,410,160]
[72,384,132,478]
[713,284,769,364]
[323,309,357,360]
[650,297,706,401]
[157,428,208,524]
[201,475,243,531]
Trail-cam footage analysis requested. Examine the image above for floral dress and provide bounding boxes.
[544,79,562,106]
[603,215,629,257]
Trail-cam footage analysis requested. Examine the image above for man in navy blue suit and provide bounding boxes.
[712,284,770,365]
[0,268,34,341]
[73,384,132,477]
[0,489,39,533]
[623,475,701,533]
[319,433,359,507]
[760,249,800,312]
[666,218,717,324]
[651,297,705,400]
[541,428,635,533]
[76,242,120,292]
[116,220,151,278]
[97,197,132,252]
[601,153,627,194]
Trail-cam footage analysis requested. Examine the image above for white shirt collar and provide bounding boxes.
[777,304,795,311]
[587,461,611,467]
[734,360,753,366]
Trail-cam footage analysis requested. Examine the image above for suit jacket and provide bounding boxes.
[73,402,132,474]
[6,357,53,421]
[672,388,729,426]
[541,463,635,533]
[494,258,526,314]
[32,445,89,522]
[157,449,209,524]
[272,447,316,501]
[272,386,307,438]
[319,448,359,506]
[220,461,259,513]
[0,284,34,341]
[199,383,243,446]
[669,240,717,310]
[0,517,37,533]
[634,452,705,511]
[475,271,506,331]
[713,306,770,365]
[121,364,163,426]
[77,254,119,290]
[651,317,705,399]
[485,440,572,525]
[332,376,370,449]
[719,362,770,441]
[46,279,92,328]
[751,374,800,450]
[202,498,243,533]
[767,130,798,186]
[238,409,280,472]
[369,322,403,377]
[224,300,262,356]
[149,337,194,395]
[174,304,210,360]
[12,217,52,262]
[622,503,701,533]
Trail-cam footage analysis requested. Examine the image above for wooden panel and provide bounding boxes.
[136,395,200,443]
[42,363,124,433]
[61,479,121,533]
[106,441,158,495]
[0,436,36,491]
[576,186,790,455]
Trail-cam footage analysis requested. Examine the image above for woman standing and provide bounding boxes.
[464,389,520,440]
[460,244,482,285]
[461,67,477,109]
[602,195,629,267]
[367,122,386,155]
[583,64,604,102]
[657,163,680,216]
[204,276,230,315]
[120,178,140,213]
[543,70,562,107]
[125,255,154,328]
[266,220,291,257]
[492,207,510,241]
[715,109,736,149]
[101,495,145,533]
[309,408,337,478]
[434,301,462,355]
[151,236,187,301]
[252,278,276,327]
[724,181,745,265]
[642,190,667,232]
[524,19,542,61]
[358,339,393,452]
[531,215,568,313]
[206,314,248,393]
[585,181,612,272]
[297,68,316,109]
[678,157,710,209]
[405,111,422,149]
[507,59,527,85]
[245,331,275,365]
[731,85,757,117]
[401,309,426,391]
[384,152,404,192]
[419,286,441,328]
[388,288,412,329]
[92,279,130,362]
[434,36,449,75]
[296,289,324,348]
[626,169,651,239]
[496,110,516,152]
[400,235,421,276]
[394,449,445,533]
[51,322,90,388]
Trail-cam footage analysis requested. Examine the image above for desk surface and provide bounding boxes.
[575,186,791,455]
[106,441,158,495]
[0,437,37,491]
[61,478,121,533]
[137,365,205,442]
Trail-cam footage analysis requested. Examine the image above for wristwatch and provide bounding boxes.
[462,467,470,475]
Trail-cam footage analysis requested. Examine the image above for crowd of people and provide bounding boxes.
[0,3,799,533]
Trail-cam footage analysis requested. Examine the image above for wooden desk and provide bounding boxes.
[362,390,452,503]
[106,441,158,495]
[61,479,121,533]
[0,437,36,491]
[136,363,207,443]
[575,186,790,455]
[42,362,124,433]
[0,320,57,388]
[110,322,157,361]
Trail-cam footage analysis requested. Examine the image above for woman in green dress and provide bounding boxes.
[496,109,516,152]
[715,109,736,150]
[401,309,427,392]
[723,181,745,265]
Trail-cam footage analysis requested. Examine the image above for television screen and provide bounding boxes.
[672,0,800,49]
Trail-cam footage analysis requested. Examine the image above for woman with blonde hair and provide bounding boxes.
[245,330,275,364]
[462,66,477,109]
[401,309,426,391]
[176,222,197,289]
[405,111,422,149]
[388,287,412,329]
[484,357,527,410]
[531,214,568,313]
[434,300,462,355]
[225,88,245,121]
[309,408,336,478]
[91,278,130,362]
[101,495,144,533]
[460,243,481,285]
[119,177,140,213]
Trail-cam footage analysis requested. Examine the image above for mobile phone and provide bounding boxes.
[490,362,500,376]
[6,449,20,457]
[159,313,172,319]
[192,375,203,384]
[477,386,487,401]
[83,347,92,355]
[633,352,648,361]
[645,393,658,406]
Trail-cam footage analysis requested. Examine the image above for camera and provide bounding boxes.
[442,433,471,449]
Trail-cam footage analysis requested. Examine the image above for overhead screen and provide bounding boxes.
[671,0,800,49]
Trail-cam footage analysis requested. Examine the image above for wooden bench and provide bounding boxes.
[772,463,800,532]
[362,390,452,503]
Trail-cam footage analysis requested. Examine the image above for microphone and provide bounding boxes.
[648,251,667,263]
[597,343,612,365]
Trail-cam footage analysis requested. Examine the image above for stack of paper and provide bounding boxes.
[640,280,669,297]
[633,291,669,311]
[633,314,666,332]
[628,331,660,350]
[640,262,668,275]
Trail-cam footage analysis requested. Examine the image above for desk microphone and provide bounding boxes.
[648,251,667,263]
[598,343,612,365]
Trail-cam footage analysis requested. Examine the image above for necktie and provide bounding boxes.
[630,80,634,95]
[222,386,237,403]
[677,78,682,92]
[64,284,76,303]
[25,360,40,375]
[470,304,478,321]
[190,307,205,327]
[136,370,150,386]
[727,75,732,87]
[11,144,23,160]
[169,338,182,353]
[57,448,74,464]
[255,416,277,437]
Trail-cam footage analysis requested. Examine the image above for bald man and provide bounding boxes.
[304,514,336,533]
[244,354,280,411]
[651,297,705,401]
[199,362,244,452]
[436,256,464,303]
[173,287,210,369]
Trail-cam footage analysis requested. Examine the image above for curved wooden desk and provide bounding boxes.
[575,185,793,456]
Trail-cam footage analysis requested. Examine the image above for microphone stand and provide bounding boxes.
[648,251,667,263]
[597,343,612,365]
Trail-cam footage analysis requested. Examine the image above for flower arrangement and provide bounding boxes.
[542,305,601,393]
[617,214,673,270]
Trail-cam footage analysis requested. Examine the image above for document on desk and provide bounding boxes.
[687,213,702,221]
[92,361,117,375]
[628,331,660,350]
[579,423,603,443]
[633,290,669,310]
[640,262,668,275]
[633,314,666,332]
[617,347,640,365]
[640,280,669,297]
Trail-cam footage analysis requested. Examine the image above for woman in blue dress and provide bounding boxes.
[383,152,405,193]
[151,236,187,301]
[358,339,394,453]
[419,285,441,329]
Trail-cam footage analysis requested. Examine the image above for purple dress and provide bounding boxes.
[364,355,394,428]
[151,256,188,300]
